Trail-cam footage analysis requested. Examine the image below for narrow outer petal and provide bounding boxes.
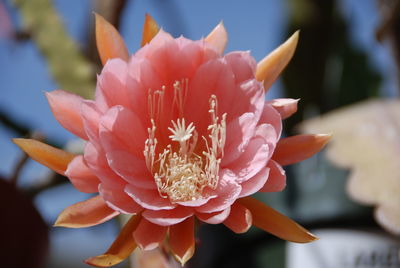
[46,90,87,139]
[273,134,331,166]
[205,22,228,54]
[141,13,159,47]
[223,202,252,234]
[85,214,142,267]
[54,195,119,228]
[238,197,318,243]
[95,13,129,65]
[13,138,75,175]
[267,98,299,120]
[168,216,195,266]
[256,31,299,91]
[65,155,100,193]
[133,218,167,250]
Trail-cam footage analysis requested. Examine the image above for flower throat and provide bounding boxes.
[143,80,227,203]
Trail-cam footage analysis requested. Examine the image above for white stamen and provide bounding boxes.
[144,83,227,203]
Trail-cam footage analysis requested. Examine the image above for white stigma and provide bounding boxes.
[143,82,226,203]
[168,118,195,142]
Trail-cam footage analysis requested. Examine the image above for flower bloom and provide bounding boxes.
[14,14,330,267]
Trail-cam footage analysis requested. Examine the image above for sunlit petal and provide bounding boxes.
[267,98,299,120]
[46,90,87,139]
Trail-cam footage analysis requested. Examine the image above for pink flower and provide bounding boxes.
[14,14,330,267]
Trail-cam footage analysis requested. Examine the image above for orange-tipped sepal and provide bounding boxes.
[238,197,318,243]
[13,138,75,175]
[273,134,331,166]
[54,195,119,228]
[95,13,129,65]
[256,31,299,91]
[141,13,159,47]
[168,216,195,265]
[85,214,142,267]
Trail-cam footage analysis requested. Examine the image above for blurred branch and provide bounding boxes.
[25,173,68,197]
[376,0,400,89]
[12,0,95,98]
[11,132,45,185]
[0,109,30,136]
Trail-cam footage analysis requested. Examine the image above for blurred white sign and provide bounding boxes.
[287,229,400,268]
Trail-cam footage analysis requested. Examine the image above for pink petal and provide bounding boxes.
[255,123,278,159]
[176,195,215,207]
[65,155,100,193]
[147,29,174,49]
[99,182,142,214]
[222,112,257,167]
[179,40,219,79]
[133,218,167,250]
[223,202,252,233]
[184,59,235,132]
[259,103,282,138]
[125,184,175,210]
[99,105,147,157]
[259,160,286,192]
[196,207,231,224]
[239,167,270,197]
[142,206,194,226]
[226,136,270,183]
[81,100,103,143]
[83,142,127,186]
[267,98,299,120]
[224,51,256,84]
[97,59,130,109]
[196,173,242,213]
[106,150,155,189]
[45,90,87,140]
[228,79,265,122]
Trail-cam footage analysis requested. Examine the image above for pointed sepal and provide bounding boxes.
[95,13,129,65]
[256,31,299,91]
[13,138,75,175]
[238,197,318,243]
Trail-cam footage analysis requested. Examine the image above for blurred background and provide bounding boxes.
[0,0,399,267]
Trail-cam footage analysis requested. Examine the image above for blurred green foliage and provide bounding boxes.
[13,0,95,98]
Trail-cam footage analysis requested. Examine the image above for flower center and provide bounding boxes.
[143,81,226,203]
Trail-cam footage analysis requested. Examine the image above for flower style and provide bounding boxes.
[14,14,330,267]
